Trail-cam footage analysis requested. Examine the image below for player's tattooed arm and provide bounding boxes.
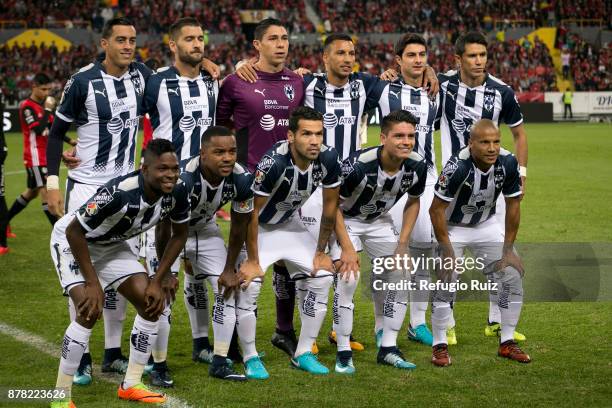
[239,195,266,288]
[334,207,360,281]
[429,196,455,281]
[219,210,249,298]
[65,218,104,322]
[153,220,188,309]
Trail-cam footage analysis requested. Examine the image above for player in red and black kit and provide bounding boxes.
[0,87,9,254]
[7,73,76,228]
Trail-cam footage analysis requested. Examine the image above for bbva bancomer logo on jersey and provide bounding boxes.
[106,117,140,135]
[259,114,289,131]
[322,112,356,129]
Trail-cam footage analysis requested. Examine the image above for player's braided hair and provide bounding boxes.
[381,110,418,134]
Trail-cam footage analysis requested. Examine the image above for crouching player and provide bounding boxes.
[50,140,190,407]
[429,119,530,367]
[241,107,341,375]
[331,110,427,373]
[180,126,257,381]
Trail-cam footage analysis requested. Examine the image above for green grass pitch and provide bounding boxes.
[0,123,610,407]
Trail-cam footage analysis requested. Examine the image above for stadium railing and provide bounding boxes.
[560,19,605,28]
[494,19,536,30]
[0,20,27,29]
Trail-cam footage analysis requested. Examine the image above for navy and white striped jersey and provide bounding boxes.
[340,146,427,221]
[144,67,219,161]
[377,79,438,181]
[437,71,523,165]
[434,147,521,226]
[303,73,385,160]
[253,141,342,225]
[74,171,190,244]
[56,61,151,185]
[179,156,254,229]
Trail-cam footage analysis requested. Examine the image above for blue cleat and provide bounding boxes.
[407,324,434,346]
[244,356,269,380]
[334,351,355,375]
[291,352,329,375]
[375,329,383,349]
[377,347,417,370]
[73,362,92,385]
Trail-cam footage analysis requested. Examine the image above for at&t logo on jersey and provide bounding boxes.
[107,117,139,135]
[259,115,288,131]
[179,116,213,133]
[322,113,356,129]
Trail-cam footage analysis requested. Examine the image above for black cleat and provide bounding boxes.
[209,362,247,381]
[149,362,174,388]
[101,355,129,373]
[271,330,297,357]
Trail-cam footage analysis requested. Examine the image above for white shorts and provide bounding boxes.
[330,215,399,261]
[50,216,146,295]
[259,215,333,280]
[65,179,100,213]
[389,179,436,248]
[141,228,180,276]
[494,197,506,236]
[184,222,228,278]
[447,216,505,264]
[299,186,323,240]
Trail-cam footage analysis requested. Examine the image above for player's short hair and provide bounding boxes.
[143,139,176,164]
[101,17,134,39]
[254,18,285,41]
[169,17,202,40]
[289,106,323,133]
[395,33,427,56]
[324,33,353,50]
[201,125,234,145]
[33,73,51,86]
[469,119,499,139]
[381,110,418,134]
[455,31,488,56]
[144,58,160,71]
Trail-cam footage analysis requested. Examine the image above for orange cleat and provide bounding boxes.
[0,247,9,255]
[498,340,531,363]
[6,226,16,238]
[215,209,231,221]
[117,383,166,403]
[311,342,319,355]
[432,344,451,367]
[328,331,365,351]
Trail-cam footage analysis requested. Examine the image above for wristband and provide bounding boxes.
[47,175,60,190]
[519,166,527,178]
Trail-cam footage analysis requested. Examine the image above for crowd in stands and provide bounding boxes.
[557,29,611,91]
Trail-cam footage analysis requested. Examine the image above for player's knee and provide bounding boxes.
[237,282,261,314]
[336,274,359,299]
[500,266,523,294]
[309,275,333,296]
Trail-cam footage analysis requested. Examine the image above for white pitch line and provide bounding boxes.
[0,321,193,408]
[5,170,25,176]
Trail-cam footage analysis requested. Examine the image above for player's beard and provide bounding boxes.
[178,49,202,68]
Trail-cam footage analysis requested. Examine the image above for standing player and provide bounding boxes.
[241,107,341,375]
[6,74,75,229]
[428,119,530,366]
[331,110,427,373]
[379,34,438,347]
[436,32,528,343]
[49,139,190,407]
[0,87,9,254]
[142,17,220,380]
[45,18,152,385]
[216,18,305,356]
[180,126,258,381]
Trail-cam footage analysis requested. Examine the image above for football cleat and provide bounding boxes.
[446,327,457,345]
[244,356,269,380]
[6,226,16,238]
[328,331,365,351]
[312,342,319,355]
[432,344,451,367]
[485,322,527,342]
[101,355,129,374]
[209,362,247,381]
[215,209,231,221]
[149,362,174,388]
[335,351,355,374]
[0,246,9,255]
[193,347,214,364]
[117,382,166,403]
[498,340,531,363]
[407,324,433,346]
[375,329,383,349]
[50,400,76,408]
[377,347,416,370]
[73,357,92,386]
[291,352,329,375]
[271,330,297,357]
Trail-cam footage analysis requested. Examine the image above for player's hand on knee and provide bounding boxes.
[394,242,412,276]
[161,274,178,303]
[436,243,456,283]
[219,267,240,299]
[313,251,333,276]
[380,68,398,82]
[338,249,360,282]
[62,147,81,169]
[144,280,165,318]
[46,189,65,217]
[499,248,525,277]
[238,259,264,289]
[78,282,104,321]
[235,57,259,83]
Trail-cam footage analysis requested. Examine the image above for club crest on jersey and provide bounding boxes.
[341,160,355,177]
[258,155,275,173]
[400,171,414,190]
[255,170,265,184]
[206,80,215,97]
[349,81,360,99]
[484,94,495,112]
[130,71,144,96]
[284,84,295,101]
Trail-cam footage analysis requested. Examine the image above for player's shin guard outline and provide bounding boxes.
[295,274,333,357]
[236,280,262,362]
[333,272,359,352]
[103,288,127,350]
